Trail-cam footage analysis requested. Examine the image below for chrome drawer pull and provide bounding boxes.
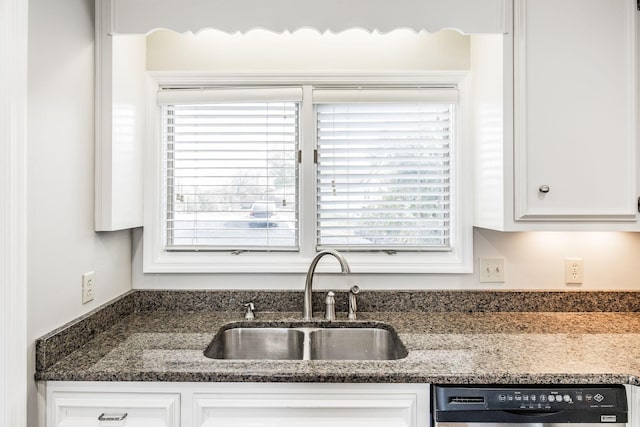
[98,413,128,422]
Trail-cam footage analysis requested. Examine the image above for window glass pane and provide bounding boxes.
[163,102,299,250]
[316,102,453,251]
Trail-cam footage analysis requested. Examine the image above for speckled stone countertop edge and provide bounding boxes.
[34,371,640,385]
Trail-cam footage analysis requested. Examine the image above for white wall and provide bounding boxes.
[133,228,640,290]
[27,0,132,425]
[146,28,471,72]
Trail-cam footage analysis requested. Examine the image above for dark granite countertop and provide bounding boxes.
[35,290,640,385]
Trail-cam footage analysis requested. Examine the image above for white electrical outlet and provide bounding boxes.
[82,271,95,304]
[479,257,505,283]
[565,258,584,285]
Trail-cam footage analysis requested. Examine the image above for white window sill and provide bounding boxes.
[143,245,473,274]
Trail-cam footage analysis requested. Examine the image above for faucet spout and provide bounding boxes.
[303,249,351,321]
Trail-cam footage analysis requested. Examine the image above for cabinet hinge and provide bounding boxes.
[313,149,318,164]
[297,150,302,163]
[637,0,639,11]
[637,197,640,213]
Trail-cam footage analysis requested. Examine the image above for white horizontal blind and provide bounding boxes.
[161,97,300,251]
[316,100,454,251]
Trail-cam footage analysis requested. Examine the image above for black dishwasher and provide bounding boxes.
[433,386,628,427]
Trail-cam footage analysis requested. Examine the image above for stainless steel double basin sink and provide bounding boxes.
[204,322,407,361]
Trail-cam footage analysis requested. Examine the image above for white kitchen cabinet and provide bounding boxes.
[43,382,430,427]
[94,1,146,232]
[193,384,426,427]
[46,386,180,427]
[474,0,639,231]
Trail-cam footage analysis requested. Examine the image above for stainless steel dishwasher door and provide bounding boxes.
[433,386,628,427]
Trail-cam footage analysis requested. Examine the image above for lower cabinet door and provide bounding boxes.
[194,385,426,427]
[50,391,180,427]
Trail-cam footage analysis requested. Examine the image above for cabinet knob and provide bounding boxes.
[538,185,550,194]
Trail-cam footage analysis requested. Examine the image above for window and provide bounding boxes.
[315,89,457,252]
[157,87,301,254]
[145,75,472,273]
[162,99,299,251]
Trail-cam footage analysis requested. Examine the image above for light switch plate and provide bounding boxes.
[479,257,505,283]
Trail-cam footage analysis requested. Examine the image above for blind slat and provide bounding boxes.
[317,173,450,180]
[317,183,450,190]
[316,192,450,198]
[314,139,450,146]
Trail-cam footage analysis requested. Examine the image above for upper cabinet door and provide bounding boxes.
[513,0,638,222]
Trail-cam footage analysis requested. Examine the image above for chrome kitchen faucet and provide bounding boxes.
[303,249,351,321]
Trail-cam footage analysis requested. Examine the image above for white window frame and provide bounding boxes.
[144,72,473,273]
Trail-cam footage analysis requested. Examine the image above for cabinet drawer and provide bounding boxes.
[50,391,180,427]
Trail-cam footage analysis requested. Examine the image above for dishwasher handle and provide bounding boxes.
[502,410,562,417]
[434,409,628,424]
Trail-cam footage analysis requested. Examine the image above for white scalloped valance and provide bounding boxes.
[106,0,509,35]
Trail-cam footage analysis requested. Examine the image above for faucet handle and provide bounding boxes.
[325,291,336,321]
[244,302,255,320]
[348,285,360,320]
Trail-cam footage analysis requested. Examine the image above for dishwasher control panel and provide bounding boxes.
[434,386,628,424]
[488,387,619,411]
[437,386,625,411]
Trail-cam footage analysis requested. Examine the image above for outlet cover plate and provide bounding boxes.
[565,258,584,285]
[82,271,94,304]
